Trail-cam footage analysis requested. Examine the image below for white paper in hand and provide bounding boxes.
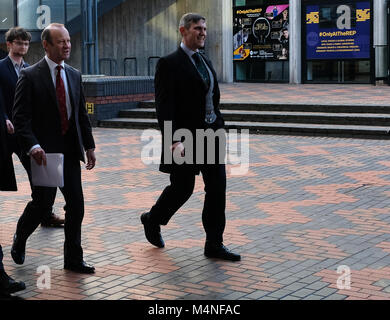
[31,153,64,187]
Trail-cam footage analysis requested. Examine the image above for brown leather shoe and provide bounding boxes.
[41,213,65,227]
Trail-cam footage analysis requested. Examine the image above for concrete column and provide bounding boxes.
[221,0,234,83]
[177,0,233,82]
[374,0,387,79]
[290,0,302,84]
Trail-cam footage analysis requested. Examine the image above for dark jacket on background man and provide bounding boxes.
[0,56,29,121]
[0,97,17,191]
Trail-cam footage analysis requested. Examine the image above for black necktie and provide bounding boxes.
[192,52,210,88]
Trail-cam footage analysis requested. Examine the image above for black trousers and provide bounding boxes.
[15,154,84,263]
[149,164,227,244]
[7,134,55,222]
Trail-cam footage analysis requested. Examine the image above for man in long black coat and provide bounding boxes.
[0,98,26,296]
[140,13,240,261]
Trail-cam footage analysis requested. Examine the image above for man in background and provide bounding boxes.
[0,27,64,227]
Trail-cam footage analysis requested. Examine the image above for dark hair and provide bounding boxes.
[179,13,206,29]
[41,23,65,44]
[5,27,31,43]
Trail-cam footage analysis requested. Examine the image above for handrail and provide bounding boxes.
[99,58,118,76]
[124,57,138,76]
[148,56,160,76]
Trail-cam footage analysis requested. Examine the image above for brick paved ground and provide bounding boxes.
[219,82,390,105]
[1,125,390,301]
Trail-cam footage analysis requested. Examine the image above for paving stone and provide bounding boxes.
[2,122,390,301]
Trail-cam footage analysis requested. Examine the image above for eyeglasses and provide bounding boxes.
[12,40,30,47]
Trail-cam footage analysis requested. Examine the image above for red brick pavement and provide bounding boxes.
[1,127,390,301]
[219,82,390,106]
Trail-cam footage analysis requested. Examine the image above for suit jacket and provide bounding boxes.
[0,56,29,120]
[155,47,224,174]
[0,101,17,191]
[12,58,95,163]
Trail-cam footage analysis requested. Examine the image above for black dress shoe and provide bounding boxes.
[140,212,165,248]
[11,234,26,265]
[204,242,241,261]
[41,212,65,227]
[64,261,95,274]
[0,271,26,295]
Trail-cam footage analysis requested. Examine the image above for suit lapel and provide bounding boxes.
[64,65,78,115]
[38,58,58,107]
[5,57,18,84]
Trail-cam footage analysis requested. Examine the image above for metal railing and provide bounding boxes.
[148,56,160,76]
[123,57,138,76]
[99,58,118,76]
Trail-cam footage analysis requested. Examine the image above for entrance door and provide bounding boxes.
[306,59,371,83]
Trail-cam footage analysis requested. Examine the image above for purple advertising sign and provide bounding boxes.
[306,1,371,59]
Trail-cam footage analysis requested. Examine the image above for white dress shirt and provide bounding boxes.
[44,55,72,119]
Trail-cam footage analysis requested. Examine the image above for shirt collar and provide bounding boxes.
[45,55,65,71]
[8,55,25,68]
[180,42,198,59]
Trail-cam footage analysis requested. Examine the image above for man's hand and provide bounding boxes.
[31,147,47,166]
[5,119,14,134]
[86,149,96,170]
[170,142,185,157]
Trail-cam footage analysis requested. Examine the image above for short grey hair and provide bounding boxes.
[179,13,206,29]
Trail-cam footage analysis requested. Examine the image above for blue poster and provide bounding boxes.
[306,1,370,59]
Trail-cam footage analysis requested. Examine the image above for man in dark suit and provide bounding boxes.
[0,100,26,295]
[141,13,240,261]
[11,23,96,274]
[0,27,64,227]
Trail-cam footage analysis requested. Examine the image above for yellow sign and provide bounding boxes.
[356,9,370,22]
[306,12,319,24]
[86,102,94,114]
[233,45,250,61]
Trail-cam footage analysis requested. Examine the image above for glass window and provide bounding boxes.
[0,0,14,30]
[17,0,65,30]
[306,60,370,83]
[67,0,81,22]
[235,60,289,82]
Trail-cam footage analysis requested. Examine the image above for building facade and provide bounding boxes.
[0,0,388,84]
